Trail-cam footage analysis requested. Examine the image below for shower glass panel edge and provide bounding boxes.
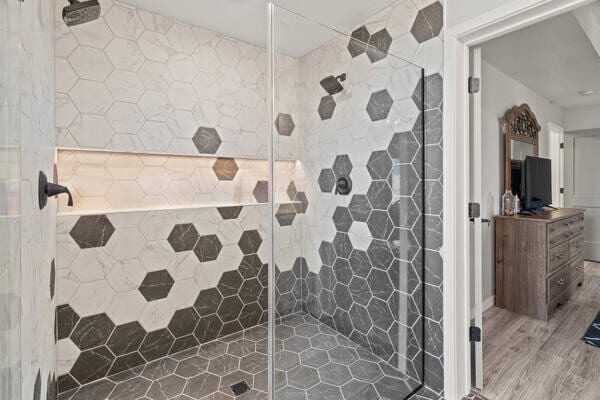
[268,3,426,400]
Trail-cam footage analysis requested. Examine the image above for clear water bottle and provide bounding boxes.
[502,190,515,216]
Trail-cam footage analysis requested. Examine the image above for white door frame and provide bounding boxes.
[442,1,595,399]
[548,122,565,207]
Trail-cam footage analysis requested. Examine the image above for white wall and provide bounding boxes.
[564,104,600,131]
[479,60,564,303]
[447,0,509,28]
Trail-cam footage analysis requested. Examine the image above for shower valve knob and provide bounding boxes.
[335,176,352,196]
[39,171,73,210]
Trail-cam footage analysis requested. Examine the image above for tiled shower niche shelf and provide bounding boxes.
[56,148,302,214]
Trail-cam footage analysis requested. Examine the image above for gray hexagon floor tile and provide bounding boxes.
[58,312,421,400]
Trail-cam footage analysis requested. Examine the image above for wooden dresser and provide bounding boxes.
[494,208,585,321]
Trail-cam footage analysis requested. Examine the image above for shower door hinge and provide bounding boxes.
[560,142,564,149]
[468,77,480,94]
[560,187,564,194]
[470,326,482,342]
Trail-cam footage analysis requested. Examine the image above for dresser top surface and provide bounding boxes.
[494,208,584,223]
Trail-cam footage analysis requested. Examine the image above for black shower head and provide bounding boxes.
[63,0,101,27]
[320,73,347,95]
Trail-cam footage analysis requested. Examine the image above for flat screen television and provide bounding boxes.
[524,156,552,210]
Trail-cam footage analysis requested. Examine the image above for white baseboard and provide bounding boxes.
[470,296,496,319]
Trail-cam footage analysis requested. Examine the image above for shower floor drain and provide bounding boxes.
[230,380,251,396]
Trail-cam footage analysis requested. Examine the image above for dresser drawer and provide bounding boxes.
[569,219,585,238]
[548,219,571,248]
[547,266,570,302]
[569,234,585,260]
[569,254,585,281]
[548,241,569,274]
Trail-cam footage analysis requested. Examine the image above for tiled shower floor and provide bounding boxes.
[58,313,420,400]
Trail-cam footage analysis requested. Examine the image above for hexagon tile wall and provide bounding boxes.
[55,205,271,391]
[55,0,300,160]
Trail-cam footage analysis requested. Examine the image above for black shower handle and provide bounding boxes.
[39,171,73,209]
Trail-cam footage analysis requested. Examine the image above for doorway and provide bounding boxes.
[443,0,600,399]
[466,2,600,399]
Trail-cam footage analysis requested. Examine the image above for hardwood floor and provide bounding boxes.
[477,261,600,400]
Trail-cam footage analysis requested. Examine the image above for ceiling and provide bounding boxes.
[481,5,600,110]
[118,0,398,57]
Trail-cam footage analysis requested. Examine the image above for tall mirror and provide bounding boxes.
[504,104,540,198]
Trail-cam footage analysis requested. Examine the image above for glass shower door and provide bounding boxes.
[268,4,426,399]
[0,0,22,398]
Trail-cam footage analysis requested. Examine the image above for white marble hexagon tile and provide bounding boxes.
[54,0,301,160]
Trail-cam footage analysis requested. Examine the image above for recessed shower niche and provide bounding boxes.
[49,0,445,399]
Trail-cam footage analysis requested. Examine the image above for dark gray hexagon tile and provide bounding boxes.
[142,357,178,381]
[318,241,336,266]
[109,352,146,376]
[183,372,220,398]
[168,308,200,338]
[275,113,296,136]
[367,210,393,240]
[332,207,353,233]
[348,250,370,278]
[212,158,239,180]
[193,127,222,154]
[347,25,370,57]
[174,355,209,378]
[139,329,175,362]
[318,169,336,193]
[293,192,309,214]
[238,230,262,254]
[366,89,393,122]
[70,313,115,351]
[193,234,223,262]
[107,322,146,356]
[413,74,443,111]
[146,374,186,400]
[57,304,80,340]
[348,359,383,383]
[348,277,371,307]
[194,288,222,316]
[275,203,296,226]
[167,223,199,253]
[139,270,175,301]
[299,348,330,368]
[239,352,267,374]
[69,215,115,249]
[70,379,115,400]
[109,376,152,400]
[332,155,352,179]
[207,353,240,376]
[388,131,420,163]
[217,270,243,297]
[366,181,392,210]
[348,195,371,223]
[217,296,243,322]
[287,365,319,390]
[70,346,115,384]
[306,382,343,400]
[348,304,372,335]
[217,206,243,220]
[318,363,351,386]
[366,240,394,270]
[332,233,353,259]
[366,29,392,63]
[253,181,268,203]
[341,379,378,400]
[327,346,358,366]
[367,298,394,331]
[367,150,393,180]
[410,1,444,43]
[318,96,336,120]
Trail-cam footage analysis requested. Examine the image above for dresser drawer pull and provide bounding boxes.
[574,244,583,249]
[575,266,584,271]
[556,252,566,259]
[556,278,566,286]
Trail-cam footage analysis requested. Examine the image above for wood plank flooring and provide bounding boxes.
[477,261,600,400]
